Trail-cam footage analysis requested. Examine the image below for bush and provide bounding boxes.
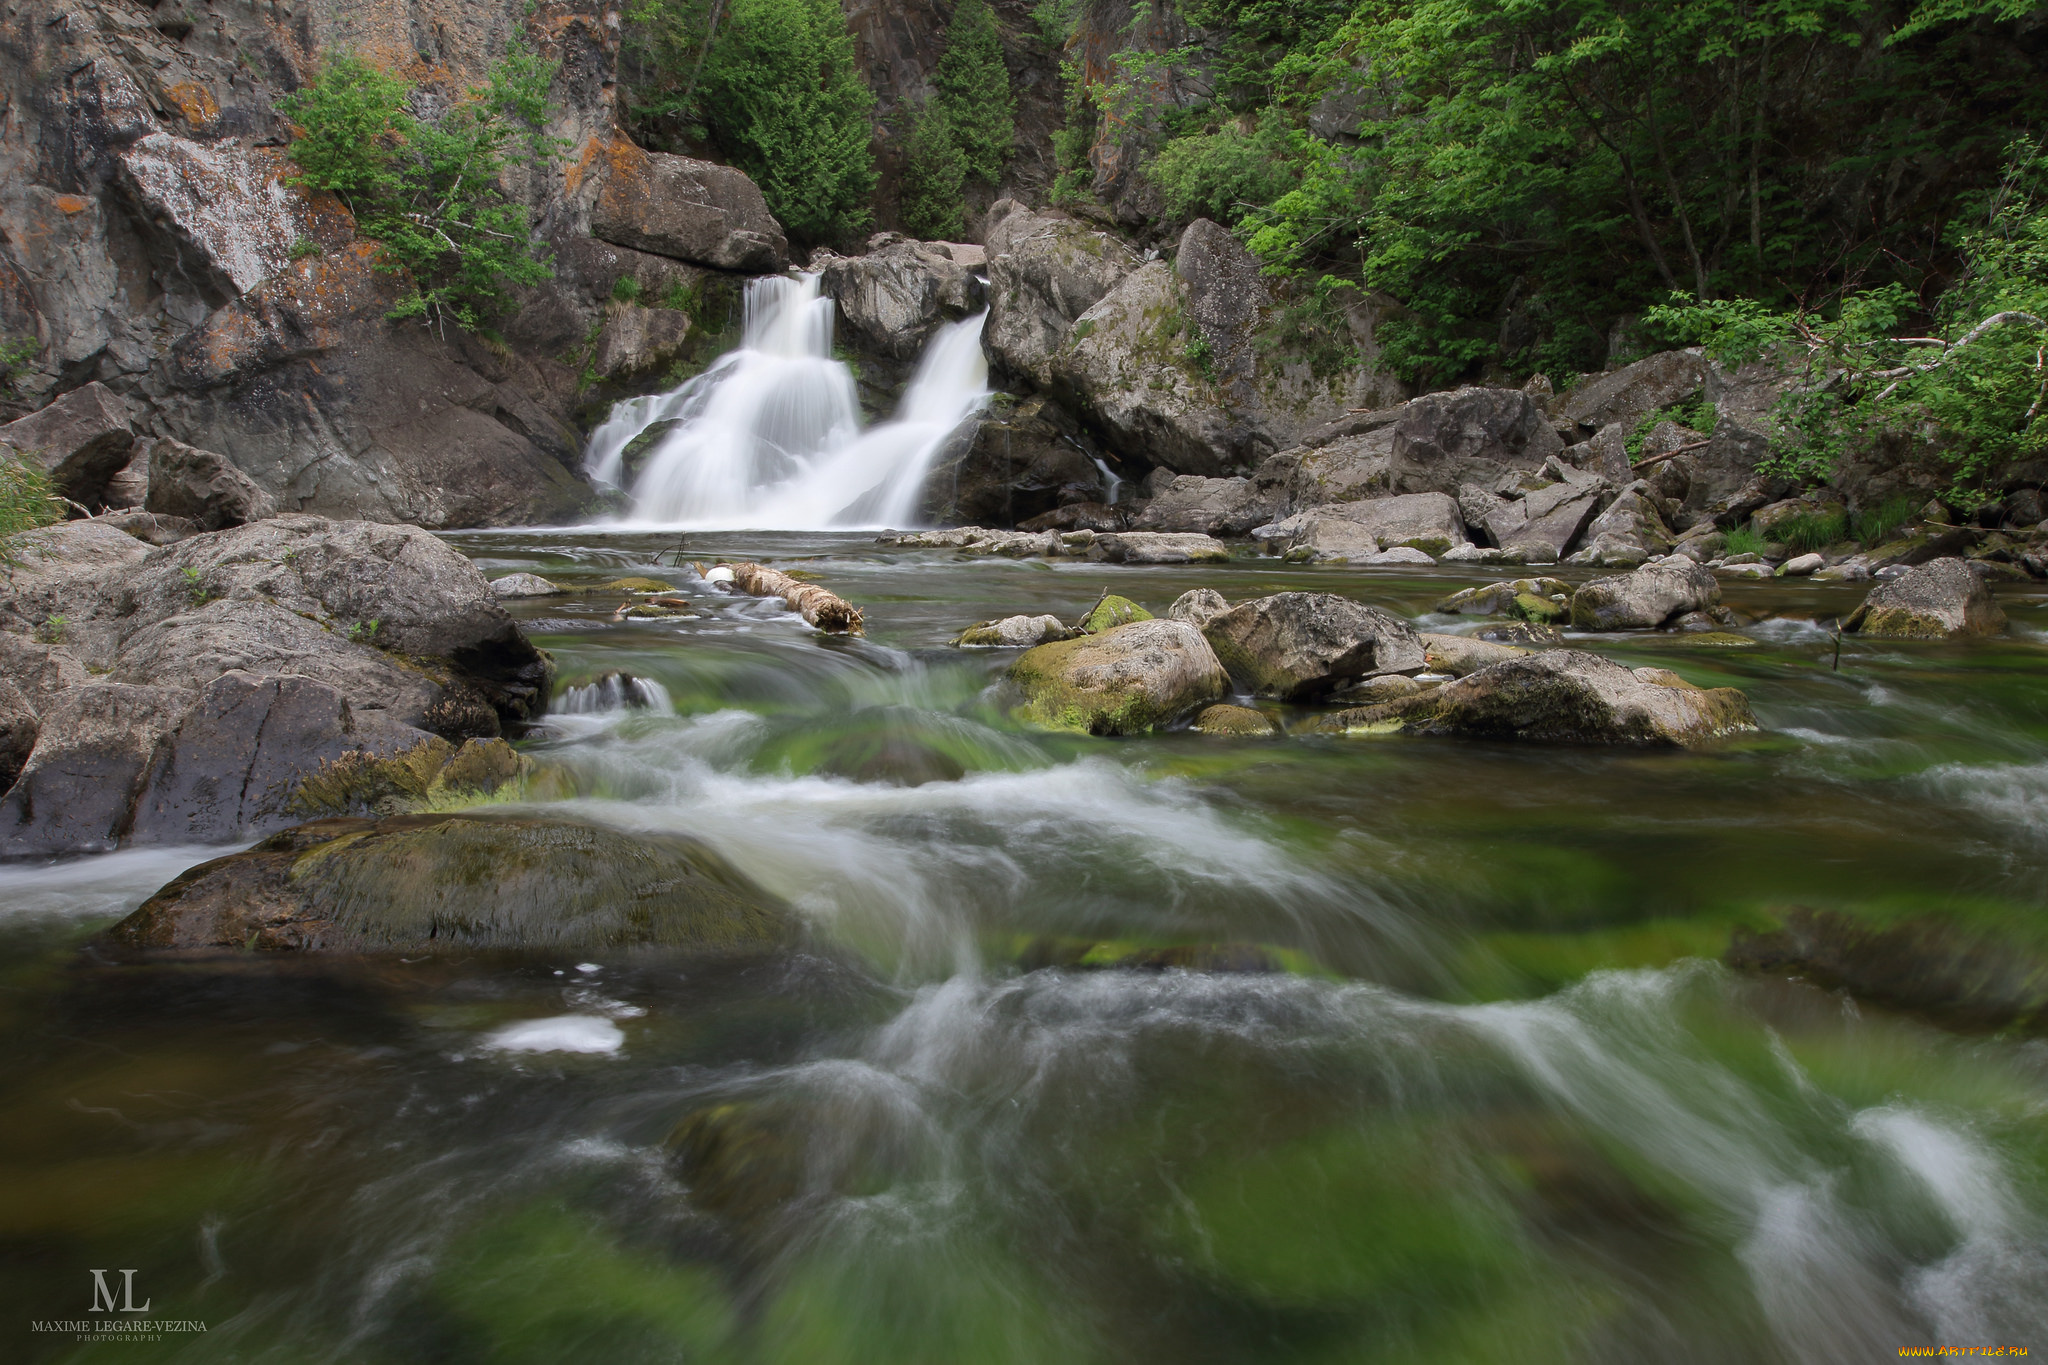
[280,45,560,334]
[696,0,876,242]
[1722,524,1767,557]
[898,102,968,240]
[1150,108,1301,227]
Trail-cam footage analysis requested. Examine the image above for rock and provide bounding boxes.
[1435,578,1572,619]
[1078,594,1153,634]
[1134,475,1277,536]
[1812,561,1872,583]
[1569,559,1720,630]
[1844,557,2007,638]
[1312,650,1756,748]
[1256,491,1469,559]
[0,682,193,857]
[877,527,1059,557]
[102,813,798,955]
[1558,350,1711,432]
[590,303,693,381]
[984,201,1143,388]
[1008,618,1229,734]
[817,235,984,361]
[1387,388,1564,495]
[1365,546,1435,565]
[1019,501,1134,534]
[1190,704,1278,737]
[1203,593,1425,699]
[1419,633,1528,677]
[1474,621,1563,647]
[490,572,563,598]
[0,633,92,710]
[1567,481,1671,566]
[0,679,36,794]
[1779,552,1824,577]
[97,510,198,546]
[0,381,133,502]
[1441,544,1509,564]
[1089,531,1229,564]
[117,134,312,296]
[957,614,1073,647]
[144,438,277,530]
[1333,673,1437,703]
[1167,588,1231,628]
[589,138,789,272]
[919,397,1102,527]
[1500,481,1605,562]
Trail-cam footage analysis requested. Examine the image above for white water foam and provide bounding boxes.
[481,1015,625,1054]
[586,273,989,530]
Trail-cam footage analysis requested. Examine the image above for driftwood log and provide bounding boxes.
[717,561,865,634]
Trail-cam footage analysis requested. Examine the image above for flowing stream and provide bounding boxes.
[585,274,990,530]
[4,538,2046,1362]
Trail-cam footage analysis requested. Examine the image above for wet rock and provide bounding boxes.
[816,732,966,787]
[102,813,797,954]
[1435,578,1572,619]
[1190,704,1279,737]
[1474,620,1562,647]
[1569,559,1720,631]
[1203,593,1425,700]
[144,438,276,530]
[1843,557,2007,638]
[0,381,133,502]
[956,614,1074,647]
[1256,491,1470,559]
[984,201,1142,388]
[1311,650,1756,748]
[1332,672,1437,704]
[1727,907,2048,1032]
[0,682,193,857]
[0,679,36,794]
[1420,633,1528,677]
[589,138,788,272]
[1167,588,1231,628]
[1134,475,1276,536]
[1018,501,1135,534]
[490,573,563,598]
[1077,594,1152,634]
[1778,552,1824,577]
[1558,350,1711,432]
[1499,480,1604,563]
[1088,531,1229,564]
[919,397,1102,528]
[1008,619,1229,735]
[878,527,1058,557]
[817,235,984,361]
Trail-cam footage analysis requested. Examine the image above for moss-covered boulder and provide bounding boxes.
[1435,578,1571,618]
[101,813,797,955]
[1308,649,1756,748]
[1844,557,2007,639]
[1190,703,1280,737]
[1078,594,1153,634]
[1008,619,1228,735]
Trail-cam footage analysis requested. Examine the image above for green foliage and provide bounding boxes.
[288,237,323,261]
[179,565,217,605]
[898,101,968,240]
[0,336,44,394]
[1049,59,1100,207]
[347,618,383,644]
[661,278,699,313]
[1852,495,1919,545]
[1625,398,1717,460]
[1,450,58,565]
[611,274,645,304]
[1722,524,1767,557]
[933,0,1015,186]
[35,613,66,645]
[1149,107,1301,226]
[280,44,562,334]
[1775,509,1849,554]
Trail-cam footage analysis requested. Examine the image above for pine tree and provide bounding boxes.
[932,0,1014,186]
[897,100,967,240]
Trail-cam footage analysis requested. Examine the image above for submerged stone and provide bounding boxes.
[1190,704,1280,737]
[102,813,797,955]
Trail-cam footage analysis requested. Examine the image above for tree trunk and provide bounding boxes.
[720,562,865,634]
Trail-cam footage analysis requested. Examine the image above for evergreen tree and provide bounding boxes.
[932,0,1014,186]
[898,101,969,239]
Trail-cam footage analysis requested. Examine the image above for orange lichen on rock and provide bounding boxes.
[164,81,220,129]
[52,194,91,214]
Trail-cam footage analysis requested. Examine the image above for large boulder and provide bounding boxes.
[1255,492,1468,558]
[0,682,193,857]
[1570,559,1721,630]
[1558,350,1712,433]
[919,397,1103,527]
[984,200,1143,388]
[817,235,984,361]
[589,138,789,272]
[1008,618,1229,734]
[1203,593,1425,699]
[102,813,798,955]
[1569,480,1672,566]
[144,437,277,530]
[1313,650,1756,748]
[1134,475,1277,536]
[0,381,133,503]
[1845,558,2007,638]
[1386,388,1564,495]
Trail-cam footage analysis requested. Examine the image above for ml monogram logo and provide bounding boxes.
[87,1269,150,1314]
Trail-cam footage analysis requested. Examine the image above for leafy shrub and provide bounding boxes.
[280,44,561,333]
[612,275,645,304]
[898,102,968,240]
[1150,108,1301,227]
[1625,399,1718,461]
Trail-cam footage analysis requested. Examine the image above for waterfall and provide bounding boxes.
[585,273,991,530]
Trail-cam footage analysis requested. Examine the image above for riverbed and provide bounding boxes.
[4,532,2046,1363]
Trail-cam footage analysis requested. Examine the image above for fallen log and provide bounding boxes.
[717,561,865,634]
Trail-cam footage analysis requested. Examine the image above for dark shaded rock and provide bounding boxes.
[1558,350,1711,432]
[1017,501,1136,533]
[1728,907,2048,1033]
[1311,650,1756,748]
[0,381,133,502]
[1843,557,2007,638]
[0,679,36,794]
[1008,619,1229,734]
[1203,593,1425,700]
[920,397,1102,527]
[1570,559,1720,631]
[589,138,788,272]
[0,682,192,857]
[102,813,797,955]
[145,437,277,530]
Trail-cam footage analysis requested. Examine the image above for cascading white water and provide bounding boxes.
[554,672,673,715]
[585,273,990,530]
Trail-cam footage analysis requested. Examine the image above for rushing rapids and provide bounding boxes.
[585,274,991,530]
[3,534,2045,1363]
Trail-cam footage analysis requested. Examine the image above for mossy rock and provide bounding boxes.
[1190,703,1280,737]
[291,737,529,818]
[583,577,674,594]
[1510,591,1567,625]
[101,813,798,955]
[1008,935,1300,973]
[1007,619,1228,735]
[1078,593,1153,634]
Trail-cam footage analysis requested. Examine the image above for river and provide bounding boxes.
[3,529,2045,1362]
